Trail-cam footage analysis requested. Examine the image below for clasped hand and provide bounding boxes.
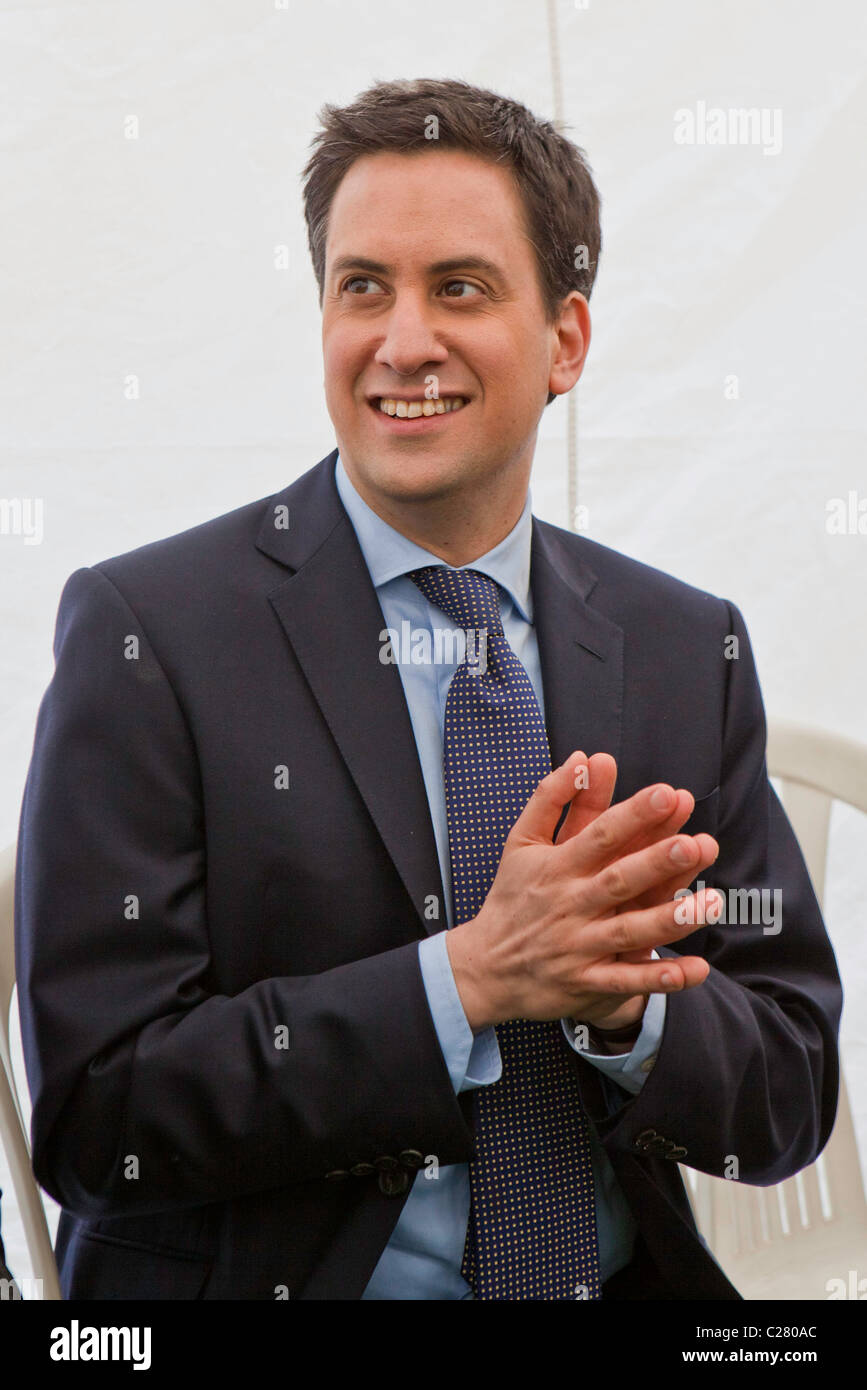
[446,750,718,1034]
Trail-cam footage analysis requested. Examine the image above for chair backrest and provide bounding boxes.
[0,841,61,1299]
[682,718,867,1299]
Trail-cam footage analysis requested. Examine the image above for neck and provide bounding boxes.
[339,459,531,567]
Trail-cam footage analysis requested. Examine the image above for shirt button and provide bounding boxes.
[640,1056,656,1073]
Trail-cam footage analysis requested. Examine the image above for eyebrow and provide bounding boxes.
[330,254,506,282]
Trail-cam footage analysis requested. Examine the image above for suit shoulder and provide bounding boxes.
[72,489,286,615]
[96,490,274,575]
[537,518,732,623]
[78,451,337,608]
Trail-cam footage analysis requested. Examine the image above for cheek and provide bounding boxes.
[322,324,366,394]
[482,346,544,425]
[476,328,547,406]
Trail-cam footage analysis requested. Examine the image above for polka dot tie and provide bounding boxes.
[408,565,602,1301]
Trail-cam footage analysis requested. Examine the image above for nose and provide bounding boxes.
[373,290,449,378]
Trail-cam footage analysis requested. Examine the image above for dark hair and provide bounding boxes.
[301,77,602,405]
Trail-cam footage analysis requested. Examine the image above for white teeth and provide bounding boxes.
[377,396,465,416]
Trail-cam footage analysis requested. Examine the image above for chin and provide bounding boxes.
[348,445,462,489]
[371,468,460,504]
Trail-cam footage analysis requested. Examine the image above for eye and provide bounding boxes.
[441,279,483,299]
[342,276,381,295]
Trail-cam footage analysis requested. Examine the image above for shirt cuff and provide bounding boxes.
[418,933,501,1093]
[561,985,666,1097]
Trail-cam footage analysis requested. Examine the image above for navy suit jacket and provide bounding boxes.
[14,448,843,1299]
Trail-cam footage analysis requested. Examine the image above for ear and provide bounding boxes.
[548,292,591,399]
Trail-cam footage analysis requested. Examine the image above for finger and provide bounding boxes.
[554,752,617,845]
[509,749,598,847]
[561,778,723,884]
[612,789,696,858]
[580,833,718,918]
[583,952,711,998]
[561,781,685,876]
[561,784,702,866]
[619,833,719,913]
[584,885,723,957]
[564,785,695,874]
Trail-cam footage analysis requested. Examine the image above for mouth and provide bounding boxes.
[366,395,470,432]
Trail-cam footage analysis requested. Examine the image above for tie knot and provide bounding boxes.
[408,566,504,635]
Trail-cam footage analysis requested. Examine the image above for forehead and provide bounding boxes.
[324,148,532,268]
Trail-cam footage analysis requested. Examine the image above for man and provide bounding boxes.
[15,78,842,1300]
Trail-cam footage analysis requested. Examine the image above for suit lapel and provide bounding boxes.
[256,452,625,939]
[257,451,446,936]
[530,517,624,783]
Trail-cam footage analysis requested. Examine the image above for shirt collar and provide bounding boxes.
[334,451,534,622]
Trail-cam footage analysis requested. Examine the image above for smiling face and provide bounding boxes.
[320,147,590,556]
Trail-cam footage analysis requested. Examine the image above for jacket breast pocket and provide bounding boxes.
[680,785,720,837]
[63,1229,213,1301]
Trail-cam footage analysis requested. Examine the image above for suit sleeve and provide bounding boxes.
[15,567,476,1221]
[588,598,844,1184]
[561,985,665,1096]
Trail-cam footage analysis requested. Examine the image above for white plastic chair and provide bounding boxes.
[681,718,867,1299]
[0,841,61,1299]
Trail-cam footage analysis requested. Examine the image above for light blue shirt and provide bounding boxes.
[332,454,665,1299]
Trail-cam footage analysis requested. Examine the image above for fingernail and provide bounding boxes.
[651,787,672,810]
[669,839,692,864]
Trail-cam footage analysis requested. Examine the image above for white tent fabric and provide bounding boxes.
[1,0,865,1293]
